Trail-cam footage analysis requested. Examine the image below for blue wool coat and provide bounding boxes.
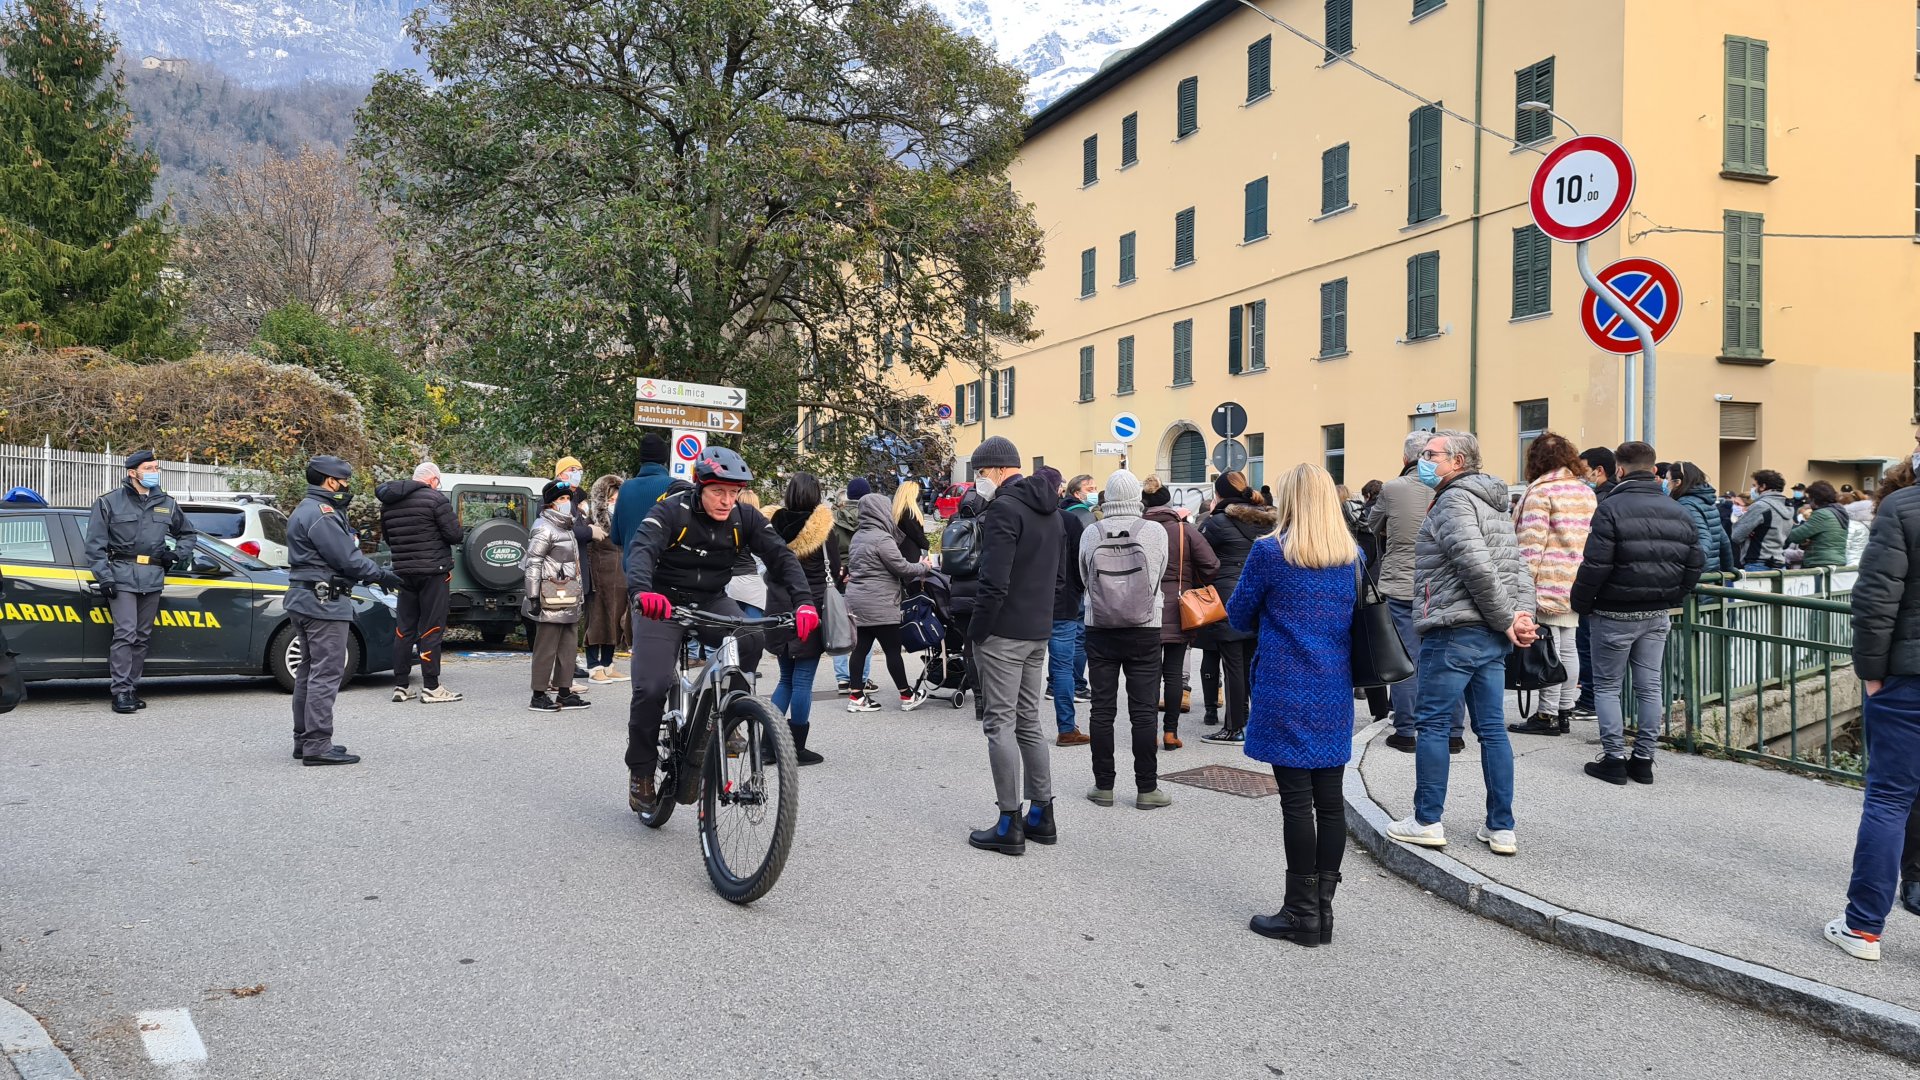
[1225,535,1359,770]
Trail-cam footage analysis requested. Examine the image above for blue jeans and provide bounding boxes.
[1048,619,1082,734]
[773,655,820,727]
[1073,619,1089,697]
[1846,676,1920,935]
[1387,598,1464,738]
[1412,625,1516,832]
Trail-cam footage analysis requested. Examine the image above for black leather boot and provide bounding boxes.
[1250,872,1321,946]
[1317,871,1341,944]
[968,807,1026,856]
[111,692,137,714]
[791,723,824,766]
[1024,799,1057,845]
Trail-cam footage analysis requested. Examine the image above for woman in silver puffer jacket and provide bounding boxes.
[521,481,590,713]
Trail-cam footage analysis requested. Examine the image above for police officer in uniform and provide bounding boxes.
[85,450,197,714]
[286,455,403,766]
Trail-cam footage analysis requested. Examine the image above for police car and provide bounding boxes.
[0,506,398,692]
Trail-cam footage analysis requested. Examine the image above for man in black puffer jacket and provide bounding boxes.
[1570,441,1702,785]
[376,462,467,703]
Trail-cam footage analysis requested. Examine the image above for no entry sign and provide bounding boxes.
[1580,258,1682,355]
[1529,135,1636,244]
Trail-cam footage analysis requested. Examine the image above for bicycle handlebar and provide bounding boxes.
[670,607,795,632]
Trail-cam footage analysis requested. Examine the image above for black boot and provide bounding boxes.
[1250,872,1321,946]
[111,692,137,714]
[1024,799,1057,845]
[1555,709,1573,734]
[791,723,824,766]
[968,806,1026,856]
[1505,712,1561,736]
[1317,871,1341,944]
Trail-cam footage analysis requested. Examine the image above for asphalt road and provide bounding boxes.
[1,656,1913,1079]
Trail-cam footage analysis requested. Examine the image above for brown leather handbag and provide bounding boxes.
[1175,524,1226,630]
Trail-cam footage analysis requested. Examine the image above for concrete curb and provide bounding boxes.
[0,998,80,1080]
[1343,720,1920,1062]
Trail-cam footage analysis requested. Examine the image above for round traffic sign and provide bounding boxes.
[1529,135,1636,244]
[1111,412,1140,442]
[1211,401,1248,440]
[675,434,702,460]
[1580,257,1682,355]
[1211,439,1248,473]
[935,403,954,421]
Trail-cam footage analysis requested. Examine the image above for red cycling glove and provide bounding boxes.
[794,604,819,642]
[636,592,673,620]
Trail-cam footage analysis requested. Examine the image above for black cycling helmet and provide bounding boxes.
[693,446,753,487]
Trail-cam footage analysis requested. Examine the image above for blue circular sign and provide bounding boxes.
[1111,412,1139,442]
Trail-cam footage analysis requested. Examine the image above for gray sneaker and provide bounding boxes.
[391,686,412,703]
[1135,788,1173,810]
[420,685,463,705]
[1086,786,1115,807]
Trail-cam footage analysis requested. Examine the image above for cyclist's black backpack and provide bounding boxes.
[940,514,982,578]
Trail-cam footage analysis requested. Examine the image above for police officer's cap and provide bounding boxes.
[307,455,354,481]
[124,449,156,470]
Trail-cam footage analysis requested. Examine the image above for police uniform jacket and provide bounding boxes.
[624,491,810,611]
[85,480,196,593]
[286,485,386,620]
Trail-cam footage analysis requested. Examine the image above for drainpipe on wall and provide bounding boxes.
[1466,0,1486,434]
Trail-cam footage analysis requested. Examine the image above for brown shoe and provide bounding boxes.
[1163,733,1184,750]
[1057,729,1091,747]
[1181,689,1192,713]
[628,773,656,812]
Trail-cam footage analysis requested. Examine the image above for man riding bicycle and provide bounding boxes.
[625,447,818,810]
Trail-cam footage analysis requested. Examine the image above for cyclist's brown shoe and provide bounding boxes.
[628,773,656,812]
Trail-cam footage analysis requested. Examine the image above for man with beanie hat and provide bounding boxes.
[613,434,682,566]
[965,435,1064,855]
[84,450,198,714]
[1078,470,1172,809]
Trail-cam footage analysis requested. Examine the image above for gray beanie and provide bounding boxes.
[1102,469,1143,518]
[970,435,1021,470]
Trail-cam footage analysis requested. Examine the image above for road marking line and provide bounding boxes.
[135,1008,206,1075]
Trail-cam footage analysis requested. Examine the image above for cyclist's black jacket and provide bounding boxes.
[624,490,810,609]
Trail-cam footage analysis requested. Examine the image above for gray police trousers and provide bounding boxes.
[108,590,162,697]
[291,613,353,756]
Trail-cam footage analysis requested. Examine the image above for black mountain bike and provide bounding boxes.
[635,607,799,905]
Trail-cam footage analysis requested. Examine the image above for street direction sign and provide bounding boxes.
[669,429,706,482]
[635,378,748,411]
[1111,412,1140,442]
[1211,438,1249,473]
[1094,442,1128,456]
[1580,257,1682,355]
[1529,134,1636,244]
[633,400,743,433]
[1211,401,1248,440]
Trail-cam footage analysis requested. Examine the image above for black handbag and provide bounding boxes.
[1504,625,1567,691]
[1350,560,1414,688]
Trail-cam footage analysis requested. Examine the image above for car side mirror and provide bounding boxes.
[189,553,231,577]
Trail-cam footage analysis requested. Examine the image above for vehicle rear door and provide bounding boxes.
[72,515,256,674]
[0,512,90,676]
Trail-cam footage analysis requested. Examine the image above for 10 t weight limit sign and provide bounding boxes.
[1529,135,1636,244]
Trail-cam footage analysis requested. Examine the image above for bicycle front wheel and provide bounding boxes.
[699,696,798,904]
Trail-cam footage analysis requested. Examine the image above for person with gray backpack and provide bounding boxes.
[1077,471,1172,810]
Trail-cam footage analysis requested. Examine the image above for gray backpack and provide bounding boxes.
[1086,522,1158,628]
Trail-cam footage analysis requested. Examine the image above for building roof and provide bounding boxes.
[1025,0,1239,140]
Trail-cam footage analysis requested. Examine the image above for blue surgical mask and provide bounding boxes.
[1660,480,1671,495]
[139,473,160,489]
[1416,459,1441,488]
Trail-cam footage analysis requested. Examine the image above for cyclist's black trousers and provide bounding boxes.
[626,597,764,776]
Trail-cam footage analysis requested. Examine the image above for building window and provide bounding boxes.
[1514,57,1554,144]
[1122,111,1139,166]
[1413,0,1444,15]
[1170,429,1207,483]
[1319,278,1348,357]
[1406,251,1440,340]
[998,283,1012,315]
[956,381,982,425]
[963,299,979,336]
[1229,302,1264,373]
[1176,76,1199,138]
[1246,433,1265,490]
[1324,0,1353,60]
[1118,335,1135,394]
[1408,104,1443,224]
[1079,346,1095,402]
[1247,35,1272,101]
[1172,318,1194,385]
[880,331,894,369]
[1323,424,1346,486]
[1719,400,1759,441]
[1080,247,1096,298]
[1248,299,1266,371]
[1243,177,1269,242]
[990,367,1016,418]
[1321,143,1350,214]
[1082,134,1098,186]
[1119,231,1137,284]
[1723,210,1764,358]
[1724,36,1769,175]
[1511,225,1551,318]
[1516,399,1549,474]
[1173,207,1196,267]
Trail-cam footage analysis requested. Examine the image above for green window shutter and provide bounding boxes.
[963,300,978,335]
[1332,279,1348,353]
[1083,134,1098,186]
[1321,143,1349,214]
[1515,58,1553,143]
[1177,77,1199,138]
[1080,247,1096,297]
[1511,225,1550,318]
[1005,368,1015,416]
[1121,112,1139,166]
[1118,335,1135,393]
[1228,305,1244,375]
[1325,0,1353,59]
[1173,319,1194,384]
[1724,37,1768,174]
[1248,36,1272,101]
[955,384,965,424]
[1248,300,1266,370]
[1171,430,1206,483]
[1079,346,1094,401]
[1174,207,1195,266]
[1407,251,1439,339]
[1244,177,1269,242]
[1119,231,1136,283]
[1408,105,1442,224]
[1320,281,1338,356]
[989,369,1000,417]
[1723,210,1764,356]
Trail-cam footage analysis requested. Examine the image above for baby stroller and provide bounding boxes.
[903,573,970,709]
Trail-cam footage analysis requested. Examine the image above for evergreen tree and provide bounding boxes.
[0,0,188,358]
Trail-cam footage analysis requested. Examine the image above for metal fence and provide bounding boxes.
[0,438,236,507]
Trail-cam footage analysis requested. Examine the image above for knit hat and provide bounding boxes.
[124,449,156,470]
[541,480,572,508]
[639,433,670,466]
[970,435,1020,470]
[1142,478,1172,508]
[847,477,872,501]
[554,455,583,477]
[1102,470,1143,517]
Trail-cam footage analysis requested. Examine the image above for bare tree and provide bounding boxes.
[180,146,391,345]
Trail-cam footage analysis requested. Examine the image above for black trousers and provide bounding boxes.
[1200,647,1220,711]
[1364,684,1391,721]
[851,623,909,696]
[625,596,763,776]
[1274,764,1347,876]
[1160,642,1187,735]
[1088,627,1161,793]
[1214,639,1251,734]
[393,572,451,690]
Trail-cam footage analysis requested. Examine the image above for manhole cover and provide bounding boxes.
[1161,764,1277,798]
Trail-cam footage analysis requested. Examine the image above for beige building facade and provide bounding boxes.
[913,0,1920,504]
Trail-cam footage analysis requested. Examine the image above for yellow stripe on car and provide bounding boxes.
[0,563,290,592]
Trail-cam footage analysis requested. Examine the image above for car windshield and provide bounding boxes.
[200,537,275,571]
[184,508,246,538]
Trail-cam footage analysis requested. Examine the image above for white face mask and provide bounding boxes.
[554,501,572,517]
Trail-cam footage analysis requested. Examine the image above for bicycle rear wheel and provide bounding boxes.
[699,696,798,904]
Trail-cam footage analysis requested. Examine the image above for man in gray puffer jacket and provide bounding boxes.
[1387,431,1539,858]
[1366,429,1464,749]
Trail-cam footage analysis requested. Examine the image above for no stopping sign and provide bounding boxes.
[1529,135,1635,243]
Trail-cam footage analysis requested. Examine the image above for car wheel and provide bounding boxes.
[267,623,365,692]
[480,627,509,646]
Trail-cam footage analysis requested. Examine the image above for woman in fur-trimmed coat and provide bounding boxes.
[768,473,842,765]
[584,473,631,683]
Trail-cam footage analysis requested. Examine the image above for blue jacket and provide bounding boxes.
[1225,534,1358,770]
[1676,484,1736,576]
[612,464,680,570]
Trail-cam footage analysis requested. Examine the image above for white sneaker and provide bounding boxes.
[1826,917,1882,961]
[420,685,463,705]
[847,694,882,713]
[1476,825,1518,856]
[587,667,614,684]
[1387,816,1446,848]
[901,689,929,712]
[602,664,631,682]
[391,686,412,703]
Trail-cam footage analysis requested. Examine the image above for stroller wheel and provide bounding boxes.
[950,691,966,709]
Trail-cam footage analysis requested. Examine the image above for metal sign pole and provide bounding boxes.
[1575,239,1658,443]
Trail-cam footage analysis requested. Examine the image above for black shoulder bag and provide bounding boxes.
[1350,559,1414,688]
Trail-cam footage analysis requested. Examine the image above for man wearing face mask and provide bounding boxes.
[85,450,198,714]
[286,455,405,766]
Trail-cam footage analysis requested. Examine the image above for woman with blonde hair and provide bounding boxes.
[892,480,930,563]
[1226,463,1359,947]
[583,474,630,683]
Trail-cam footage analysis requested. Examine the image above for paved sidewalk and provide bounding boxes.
[1,996,80,1080]
[1358,711,1914,1011]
